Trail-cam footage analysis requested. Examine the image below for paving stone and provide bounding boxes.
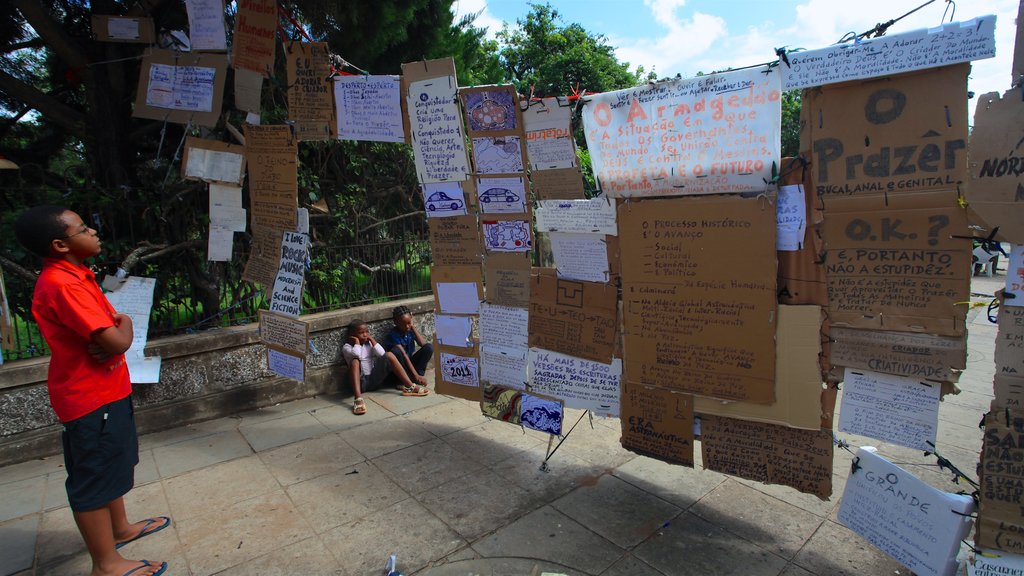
[736,472,844,519]
[471,505,623,575]
[0,456,64,485]
[599,554,666,576]
[791,519,905,576]
[41,473,67,512]
[373,438,484,494]
[177,491,311,576]
[419,557,588,576]
[309,401,393,431]
[489,443,607,503]
[339,415,437,460]
[135,449,160,486]
[418,467,540,540]
[35,505,83,570]
[400,398,491,437]
[321,498,465,576]
[613,455,726,511]
[553,474,681,548]
[214,535,342,576]
[557,417,638,469]
[690,480,824,560]
[151,429,253,477]
[240,410,331,452]
[778,562,816,576]
[232,396,338,427]
[367,386,452,416]
[633,510,788,576]
[0,515,38,576]
[442,420,544,466]
[259,432,365,486]
[163,455,280,521]
[138,416,240,450]
[0,476,44,522]
[286,461,409,534]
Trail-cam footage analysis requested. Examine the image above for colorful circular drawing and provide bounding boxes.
[470,98,509,130]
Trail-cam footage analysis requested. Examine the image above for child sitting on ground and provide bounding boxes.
[342,319,428,415]
[383,305,433,389]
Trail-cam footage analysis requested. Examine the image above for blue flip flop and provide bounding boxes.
[115,516,171,549]
[123,560,168,576]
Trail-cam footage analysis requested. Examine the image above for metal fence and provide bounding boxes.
[2,216,432,363]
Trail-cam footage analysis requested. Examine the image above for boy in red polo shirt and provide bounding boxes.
[14,206,169,576]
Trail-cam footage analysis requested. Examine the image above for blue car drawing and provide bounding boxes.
[479,188,519,203]
[425,191,464,212]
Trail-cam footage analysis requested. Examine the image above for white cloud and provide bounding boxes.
[611,6,728,76]
[452,0,506,40]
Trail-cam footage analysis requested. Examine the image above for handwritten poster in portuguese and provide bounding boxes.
[582,66,781,197]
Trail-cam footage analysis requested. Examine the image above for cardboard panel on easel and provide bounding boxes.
[822,189,970,336]
[132,49,228,128]
[620,381,694,466]
[434,340,481,401]
[431,265,483,316]
[777,157,827,306]
[91,15,156,43]
[484,252,531,308]
[618,195,777,403]
[967,89,1024,244]
[528,272,617,364]
[428,215,482,267]
[806,64,970,197]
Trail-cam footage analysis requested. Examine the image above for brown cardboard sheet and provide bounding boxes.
[483,253,531,307]
[431,265,483,316]
[428,215,482,266]
[434,341,481,401]
[231,0,276,76]
[91,15,156,43]
[700,415,834,499]
[132,49,228,128]
[968,89,1024,244]
[181,137,246,184]
[245,124,298,231]
[829,327,966,383]
[400,58,458,146]
[976,409,1024,552]
[285,42,335,141]
[822,190,970,336]
[806,64,969,197]
[530,167,586,200]
[528,272,617,364]
[258,310,309,357]
[618,195,777,403]
[993,374,1024,411]
[695,305,822,430]
[620,382,694,467]
[242,226,282,287]
[777,157,827,306]
[998,304,1024,378]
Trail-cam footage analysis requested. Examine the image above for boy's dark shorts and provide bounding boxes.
[62,395,139,511]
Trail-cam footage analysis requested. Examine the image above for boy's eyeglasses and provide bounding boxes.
[64,225,91,239]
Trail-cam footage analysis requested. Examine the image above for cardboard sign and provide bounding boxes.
[231,0,276,76]
[970,551,1024,576]
[838,368,941,451]
[528,273,617,364]
[428,215,481,266]
[522,97,576,170]
[335,75,404,143]
[807,64,970,197]
[777,157,827,306]
[823,190,970,336]
[535,197,617,235]
[133,49,228,128]
[620,382,694,466]
[400,58,459,146]
[480,345,528,390]
[619,196,777,403]
[1008,246,1024,305]
[269,232,307,317]
[182,137,246,184]
[258,309,309,356]
[694,305,822,430]
[481,217,533,253]
[460,85,524,135]
[185,0,227,51]
[993,373,1024,411]
[700,415,833,499]
[531,168,586,200]
[245,124,298,231]
[234,67,263,113]
[839,447,975,576]
[431,265,483,315]
[829,327,966,382]
[407,75,471,183]
[484,254,531,307]
[91,15,156,43]
[434,341,481,401]
[267,348,304,381]
[978,409,1024,552]
[582,66,781,197]
[242,226,283,287]
[286,42,335,141]
[998,305,1024,378]
[968,89,1024,244]
[782,16,996,90]
[529,349,622,416]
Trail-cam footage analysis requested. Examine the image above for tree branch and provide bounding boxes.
[119,239,204,274]
[0,69,86,137]
[0,254,38,284]
[11,0,89,70]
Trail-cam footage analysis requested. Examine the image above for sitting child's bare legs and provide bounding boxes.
[349,360,367,414]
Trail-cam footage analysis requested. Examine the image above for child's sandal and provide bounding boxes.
[352,398,367,415]
[397,384,429,397]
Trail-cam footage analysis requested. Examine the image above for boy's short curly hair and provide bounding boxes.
[346,319,367,338]
[392,305,411,321]
[14,205,69,258]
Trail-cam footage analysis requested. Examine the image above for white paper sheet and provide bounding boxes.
[435,314,473,348]
[268,348,305,381]
[476,176,527,214]
[421,182,468,218]
[776,184,806,251]
[107,18,140,39]
[185,0,227,51]
[210,182,242,207]
[534,198,617,235]
[528,348,621,415]
[440,351,479,387]
[839,368,941,451]
[104,276,161,383]
[479,303,528,349]
[335,75,404,143]
[146,63,216,112]
[186,148,243,184]
[839,447,975,576]
[207,224,234,261]
[436,282,481,315]
[408,76,470,183]
[526,135,576,170]
[481,220,532,253]
[1006,244,1023,306]
[472,135,524,174]
[549,232,610,283]
[969,550,1024,576]
[269,232,307,317]
[234,67,263,114]
[480,344,528,390]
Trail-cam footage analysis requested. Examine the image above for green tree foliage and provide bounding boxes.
[780,89,802,158]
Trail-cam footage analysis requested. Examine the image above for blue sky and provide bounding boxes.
[455,0,1019,98]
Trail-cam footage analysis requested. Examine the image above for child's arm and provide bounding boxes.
[411,321,427,347]
[90,313,134,356]
[367,336,386,358]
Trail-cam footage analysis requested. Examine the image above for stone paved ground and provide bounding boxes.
[0,270,1008,575]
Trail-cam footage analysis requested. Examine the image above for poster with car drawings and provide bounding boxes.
[472,135,525,174]
[476,176,527,214]
[482,219,532,253]
[421,182,469,217]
